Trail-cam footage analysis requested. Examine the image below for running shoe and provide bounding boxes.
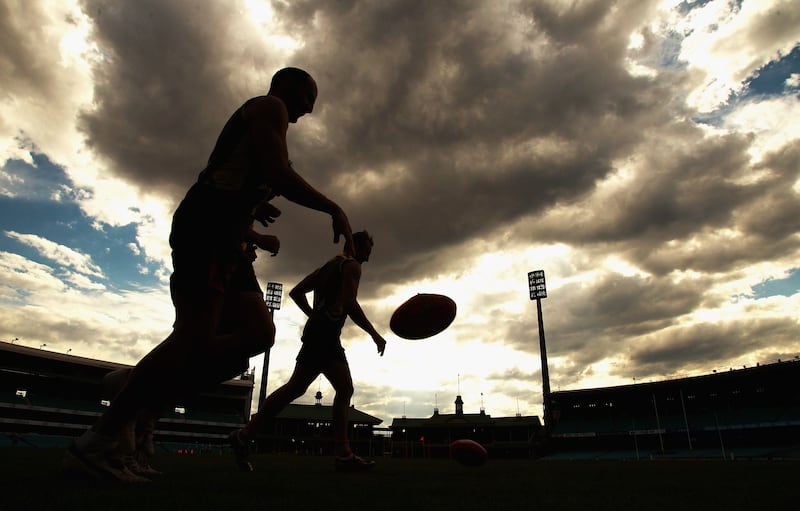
[133,450,161,475]
[63,439,149,483]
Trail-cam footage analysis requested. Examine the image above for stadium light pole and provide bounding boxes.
[528,270,552,428]
[259,282,283,414]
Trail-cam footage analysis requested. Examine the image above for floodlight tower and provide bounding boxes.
[528,270,552,427]
[258,282,283,413]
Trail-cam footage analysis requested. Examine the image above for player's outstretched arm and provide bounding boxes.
[244,97,354,252]
[349,302,386,356]
[341,260,386,356]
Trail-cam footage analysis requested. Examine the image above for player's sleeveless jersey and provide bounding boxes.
[171,97,278,253]
[301,255,352,342]
[197,97,274,211]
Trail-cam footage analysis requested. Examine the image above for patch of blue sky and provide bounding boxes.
[751,268,800,299]
[1,153,75,201]
[675,0,718,17]
[693,44,800,127]
[741,44,800,98]
[0,154,161,291]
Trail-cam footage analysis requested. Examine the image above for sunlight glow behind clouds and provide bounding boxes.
[677,0,800,112]
[244,0,303,52]
[723,96,800,162]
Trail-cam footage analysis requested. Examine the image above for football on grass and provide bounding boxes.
[389,293,457,340]
[450,439,488,467]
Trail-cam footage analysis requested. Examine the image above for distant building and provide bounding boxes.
[255,392,382,456]
[389,395,543,459]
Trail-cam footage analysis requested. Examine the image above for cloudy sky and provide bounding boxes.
[1,0,799,424]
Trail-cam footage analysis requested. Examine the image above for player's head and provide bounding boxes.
[269,67,317,123]
[352,230,374,263]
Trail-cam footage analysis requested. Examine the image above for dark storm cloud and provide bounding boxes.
[70,0,707,284]
[259,0,680,273]
[77,0,281,200]
[0,2,64,113]
[737,143,800,236]
[626,316,800,376]
[500,273,705,355]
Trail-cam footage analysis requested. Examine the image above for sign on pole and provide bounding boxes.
[528,269,551,426]
[528,270,547,300]
[265,282,283,310]
[260,281,283,412]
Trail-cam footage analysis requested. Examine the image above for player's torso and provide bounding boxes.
[198,98,272,208]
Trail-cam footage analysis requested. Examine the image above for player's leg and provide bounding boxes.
[323,359,354,457]
[65,269,228,482]
[132,408,161,474]
[206,290,275,376]
[98,368,138,471]
[183,293,274,395]
[95,285,226,435]
[230,362,318,471]
[324,356,374,471]
[245,362,318,437]
[193,258,275,391]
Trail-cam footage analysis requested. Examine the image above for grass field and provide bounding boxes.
[0,448,795,511]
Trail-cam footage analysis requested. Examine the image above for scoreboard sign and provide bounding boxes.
[265,282,283,310]
[528,270,547,300]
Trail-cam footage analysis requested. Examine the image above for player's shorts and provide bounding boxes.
[169,183,253,295]
[227,257,262,294]
[296,317,347,372]
[217,261,263,335]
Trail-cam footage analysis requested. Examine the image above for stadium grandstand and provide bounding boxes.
[545,359,800,460]
[1,341,254,452]
[4,339,798,461]
[0,341,385,455]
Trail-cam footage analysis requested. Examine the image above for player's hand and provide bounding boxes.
[331,206,354,256]
[253,201,281,228]
[373,334,386,356]
[255,234,280,256]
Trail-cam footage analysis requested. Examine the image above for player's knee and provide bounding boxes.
[243,316,275,354]
[265,318,276,348]
[258,318,276,350]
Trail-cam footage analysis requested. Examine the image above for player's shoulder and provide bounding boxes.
[336,253,357,264]
[339,256,361,275]
[242,95,288,125]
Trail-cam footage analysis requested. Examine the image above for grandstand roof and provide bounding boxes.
[0,340,254,390]
[277,403,382,425]
[550,358,800,401]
